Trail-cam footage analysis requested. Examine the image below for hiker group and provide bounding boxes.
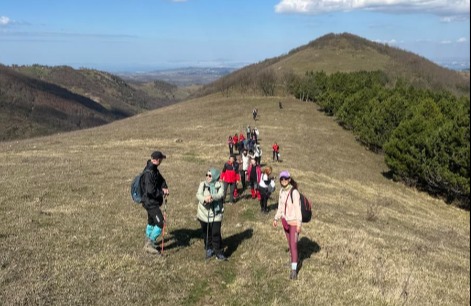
[133,103,311,280]
[227,125,260,156]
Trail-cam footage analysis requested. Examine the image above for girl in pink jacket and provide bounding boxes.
[273,170,302,280]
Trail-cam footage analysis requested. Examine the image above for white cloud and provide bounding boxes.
[0,16,11,26]
[275,0,470,18]
[440,15,469,22]
[374,39,399,44]
[438,37,468,44]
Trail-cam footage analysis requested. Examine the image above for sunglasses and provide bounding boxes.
[280,177,290,181]
[206,173,212,177]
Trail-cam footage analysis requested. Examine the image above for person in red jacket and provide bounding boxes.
[272,142,280,162]
[232,134,239,152]
[238,133,246,154]
[247,158,262,199]
[221,155,240,204]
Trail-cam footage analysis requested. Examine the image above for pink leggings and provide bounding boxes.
[284,225,299,263]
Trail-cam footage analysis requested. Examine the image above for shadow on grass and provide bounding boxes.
[381,170,395,180]
[267,202,278,212]
[297,237,321,273]
[162,227,255,259]
[223,228,254,258]
[164,228,201,252]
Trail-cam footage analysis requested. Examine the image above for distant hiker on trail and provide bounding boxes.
[258,166,276,214]
[279,101,283,109]
[232,133,239,153]
[246,125,251,140]
[196,168,227,261]
[252,108,258,121]
[272,142,280,162]
[247,158,261,200]
[273,170,302,280]
[227,135,234,156]
[141,151,169,255]
[232,157,240,200]
[221,155,240,204]
[247,148,255,161]
[252,127,259,144]
[254,144,262,165]
[240,149,250,192]
[247,139,255,152]
[238,133,245,154]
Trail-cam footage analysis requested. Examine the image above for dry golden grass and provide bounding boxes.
[275,45,391,76]
[0,94,469,305]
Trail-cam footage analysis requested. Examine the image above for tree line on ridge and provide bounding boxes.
[289,70,469,209]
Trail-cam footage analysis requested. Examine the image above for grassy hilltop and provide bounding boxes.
[0,94,469,305]
[197,33,469,98]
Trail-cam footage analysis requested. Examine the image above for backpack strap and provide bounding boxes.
[284,187,294,215]
[288,188,300,207]
[289,187,295,203]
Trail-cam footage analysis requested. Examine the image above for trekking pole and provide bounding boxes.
[161,195,168,254]
[205,205,210,262]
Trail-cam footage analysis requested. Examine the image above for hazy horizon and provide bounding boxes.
[3,55,469,74]
[1,1,469,74]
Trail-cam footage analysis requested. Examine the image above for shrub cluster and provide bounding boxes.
[290,70,470,208]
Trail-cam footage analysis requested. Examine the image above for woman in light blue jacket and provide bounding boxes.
[196,168,227,261]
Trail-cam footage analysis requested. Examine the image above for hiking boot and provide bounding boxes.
[144,239,160,255]
[290,270,297,280]
[216,253,227,261]
[206,248,215,259]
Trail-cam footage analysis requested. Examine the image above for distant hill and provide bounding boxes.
[0,64,178,141]
[195,33,470,97]
[12,65,172,113]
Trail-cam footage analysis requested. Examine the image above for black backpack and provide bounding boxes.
[130,170,150,204]
[290,188,313,223]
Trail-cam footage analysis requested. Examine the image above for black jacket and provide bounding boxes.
[140,160,168,209]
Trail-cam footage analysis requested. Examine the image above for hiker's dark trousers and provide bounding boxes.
[239,170,246,190]
[223,182,235,203]
[146,206,164,229]
[259,186,270,211]
[199,220,222,252]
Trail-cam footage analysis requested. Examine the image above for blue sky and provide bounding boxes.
[0,0,469,71]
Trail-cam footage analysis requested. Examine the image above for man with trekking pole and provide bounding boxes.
[196,168,227,261]
[141,151,169,255]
